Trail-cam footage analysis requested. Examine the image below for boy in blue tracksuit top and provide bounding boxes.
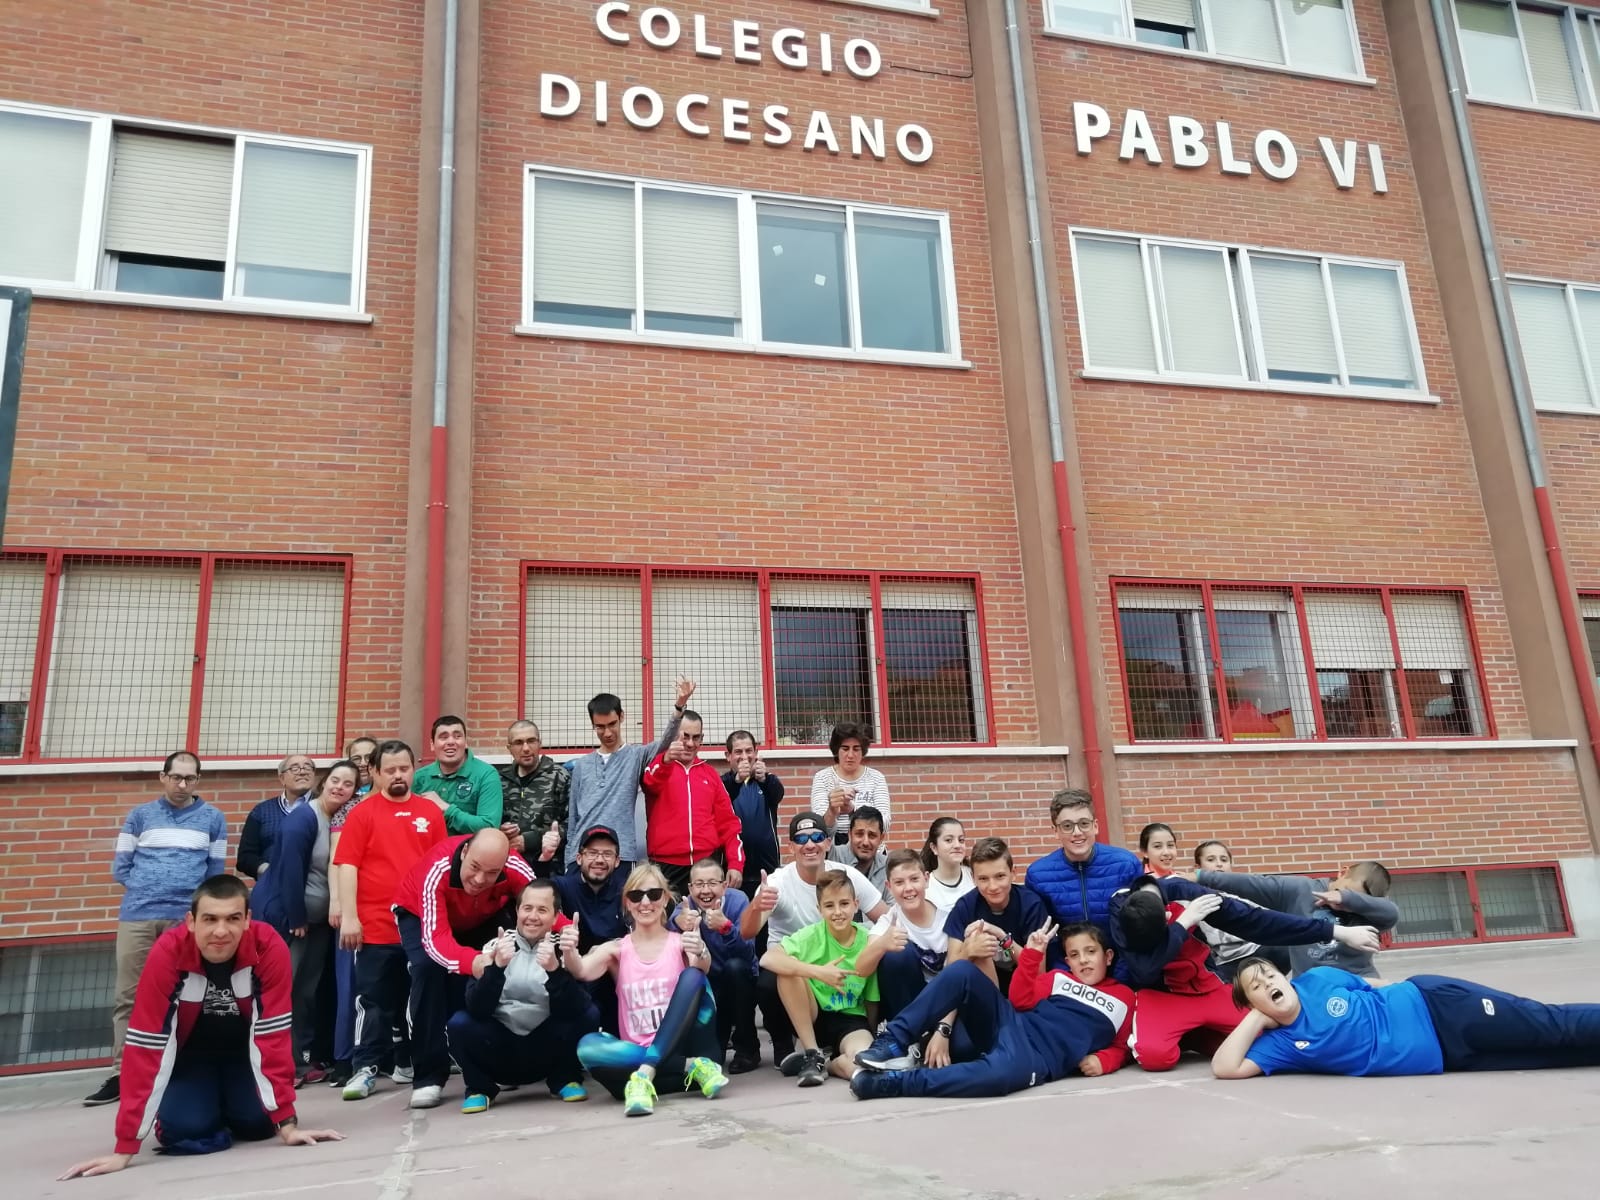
[673,857,760,1072]
[1024,789,1143,929]
[850,920,1134,1100]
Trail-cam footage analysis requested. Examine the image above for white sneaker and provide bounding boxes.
[409,1085,443,1109]
[342,1066,380,1101]
[390,1064,415,1084]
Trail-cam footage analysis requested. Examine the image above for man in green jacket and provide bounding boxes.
[414,715,505,835]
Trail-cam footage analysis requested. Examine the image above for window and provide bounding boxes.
[521,566,990,748]
[1454,1,1600,111]
[1114,581,1490,743]
[524,168,959,362]
[1508,279,1600,411]
[1046,0,1362,77]
[1387,864,1570,945]
[0,552,349,761]
[0,102,369,312]
[0,938,115,1069]
[1072,231,1426,396]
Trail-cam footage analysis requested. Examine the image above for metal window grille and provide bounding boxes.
[1478,866,1568,937]
[0,938,115,1070]
[0,550,349,761]
[1387,864,1571,946]
[1387,869,1475,944]
[522,565,990,749]
[1114,579,1492,743]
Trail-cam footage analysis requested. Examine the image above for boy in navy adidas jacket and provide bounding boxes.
[849,920,1133,1100]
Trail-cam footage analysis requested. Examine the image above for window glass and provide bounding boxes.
[1050,0,1128,38]
[0,109,91,283]
[1119,602,1215,740]
[1075,237,1158,372]
[236,143,358,306]
[773,607,872,744]
[642,188,740,338]
[1278,0,1357,75]
[0,560,45,758]
[114,254,224,300]
[856,213,947,354]
[1215,607,1300,738]
[524,572,643,748]
[1457,0,1534,102]
[1519,6,1584,108]
[1329,264,1418,390]
[1250,256,1340,384]
[1510,282,1592,409]
[884,609,977,742]
[1155,244,1242,376]
[1210,0,1284,64]
[104,130,232,296]
[757,206,849,348]
[532,176,635,329]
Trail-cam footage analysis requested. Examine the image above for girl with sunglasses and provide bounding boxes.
[567,864,729,1116]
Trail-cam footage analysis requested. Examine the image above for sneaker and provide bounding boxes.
[555,1082,588,1102]
[855,1034,921,1073]
[326,1063,353,1088]
[343,1066,380,1101]
[295,1064,328,1088]
[727,1050,761,1075]
[850,1069,906,1101]
[623,1070,656,1116]
[683,1056,728,1099]
[797,1048,828,1088]
[409,1085,443,1109]
[778,1049,806,1077]
[461,1093,490,1115]
[82,1076,119,1107]
[390,1064,415,1084]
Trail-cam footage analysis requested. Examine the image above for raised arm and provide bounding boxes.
[1162,877,1342,947]
[1327,889,1401,931]
[1196,870,1305,912]
[1211,1009,1272,1079]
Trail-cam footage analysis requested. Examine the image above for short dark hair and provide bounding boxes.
[1050,788,1094,824]
[885,848,924,878]
[190,873,249,915]
[163,750,201,775]
[1117,890,1170,953]
[690,856,725,877]
[1193,839,1232,867]
[969,837,1012,869]
[848,805,885,833]
[374,739,415,768]
[725,729,756,754]
[1230,956,1280,1009]
[829,721,873,760]
[680,708,703,725]
[317,759,360,796]
[346,736,378,755]
[1060,922,1108,951]
[588,693,624,719]
[519,878,559,907]
[1347,861,1392,897]
[814,869,855,905]
[430,714,466,739]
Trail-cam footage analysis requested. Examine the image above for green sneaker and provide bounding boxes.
[683,1056,728,1099]
[622,1070,656,1117]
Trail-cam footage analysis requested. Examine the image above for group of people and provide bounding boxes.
[62,679,1600,1178]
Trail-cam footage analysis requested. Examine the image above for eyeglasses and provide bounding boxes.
[1055,819,1097,834]
[626,888,666,904]
[285,763,315,773]
[165,773,200,786]
[792,831,829,845]
[349,755,371,765]
[580,847,618,861]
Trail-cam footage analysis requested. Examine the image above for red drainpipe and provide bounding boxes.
[1053,460,1106,823]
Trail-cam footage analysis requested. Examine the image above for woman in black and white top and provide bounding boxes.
[809,722,890,845]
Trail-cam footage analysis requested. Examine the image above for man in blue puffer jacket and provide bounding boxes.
[1025,790,1143,930]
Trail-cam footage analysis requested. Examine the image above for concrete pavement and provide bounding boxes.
[11,938,1600,1199]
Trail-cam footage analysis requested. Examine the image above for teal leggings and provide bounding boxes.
[577,967,719,1099]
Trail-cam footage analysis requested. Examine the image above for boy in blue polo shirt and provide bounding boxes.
[1213,958,1600,1079]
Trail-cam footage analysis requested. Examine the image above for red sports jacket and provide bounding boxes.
[1008,946,1136,1074]
[117,922,295,1155]
[641,753,746,871]
[392,834,536,974]
[1159,900,1231,996]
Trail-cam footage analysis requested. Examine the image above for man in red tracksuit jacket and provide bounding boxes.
[641,708,745,896]
[391,828,536,1107]
[60,876,342,1180]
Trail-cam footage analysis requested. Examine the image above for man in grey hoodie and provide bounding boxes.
[564,675,693,870]
[1194,860,1399,977]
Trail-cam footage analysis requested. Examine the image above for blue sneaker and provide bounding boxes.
[461,1093,490,1115]
[855,1033,918,1073]
[850,1069,907,1100]
[556,1082,588,1102]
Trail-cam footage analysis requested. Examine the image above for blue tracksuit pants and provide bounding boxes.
[1412,974,1600,1071]
[884,961,1048,1098]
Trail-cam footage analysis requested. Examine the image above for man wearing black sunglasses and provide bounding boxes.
[741,813,888,1071]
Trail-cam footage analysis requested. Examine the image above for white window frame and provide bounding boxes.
[1041,0,1371,84]
[1507,273,1600,412]
[1452,0,1600,115]
[823,0,939,14]
[0,100,372,320]
[1069,226,1432,402]
[520,164,964,368]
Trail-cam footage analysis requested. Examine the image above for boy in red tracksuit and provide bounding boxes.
[60,876,343,1180]
[641,708,745,896]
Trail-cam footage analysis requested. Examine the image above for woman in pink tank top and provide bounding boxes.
[567,863,729,1116]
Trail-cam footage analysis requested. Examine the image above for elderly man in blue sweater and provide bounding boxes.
[84,750,227,1108]
[564,675,692,870]
[1025,789,1143,930]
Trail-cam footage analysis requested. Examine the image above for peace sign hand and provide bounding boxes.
[1026,917,1059,955]
[813,952,853,991]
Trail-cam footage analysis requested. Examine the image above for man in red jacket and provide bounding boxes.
[391,828,536,1108]
[641,709,745,896]
[60,876,343,1179]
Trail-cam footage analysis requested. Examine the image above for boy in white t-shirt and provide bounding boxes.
[855,850,949,1024]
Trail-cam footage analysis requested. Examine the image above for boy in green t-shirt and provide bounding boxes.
[761,869,880,1088]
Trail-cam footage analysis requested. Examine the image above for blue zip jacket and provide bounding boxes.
[673,888,757,977]
[113,797,227,921]
[1025,843,1144,931]
[721,770,784,880]
[249,802,324,936]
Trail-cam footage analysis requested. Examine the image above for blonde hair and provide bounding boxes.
[622,863,675,931]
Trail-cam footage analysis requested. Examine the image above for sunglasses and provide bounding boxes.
[626,888,666,904]
[792,831,828,845]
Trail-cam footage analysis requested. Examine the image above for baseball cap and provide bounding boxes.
[789,812,827,839]
[580,824,620,849]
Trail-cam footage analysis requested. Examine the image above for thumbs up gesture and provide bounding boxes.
[540,821,561,861]
[754,869,778,913]
[681,909,706,960]
[492,927,516,969]
[884,909,910,952]
[535,932,558,972]
[558,910,581,954]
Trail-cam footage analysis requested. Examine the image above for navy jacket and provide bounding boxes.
[721,770,785,886]
[1025,843,1144,930]
[551,870,627,952]
[248,803,321,936]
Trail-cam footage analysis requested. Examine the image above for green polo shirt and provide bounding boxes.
[412,750,504,835]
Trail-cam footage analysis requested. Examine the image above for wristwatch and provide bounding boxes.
[276,1117,298,1132]
[935,1021,954,1038]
